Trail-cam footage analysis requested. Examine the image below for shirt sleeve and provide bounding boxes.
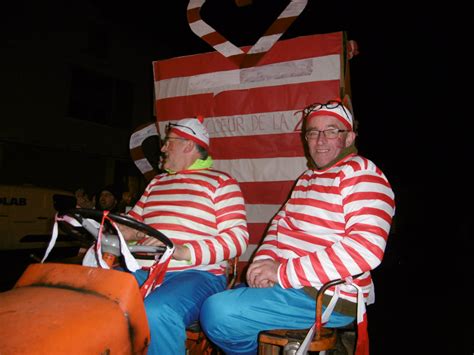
[184,177,249,265]
[279,168,395,289]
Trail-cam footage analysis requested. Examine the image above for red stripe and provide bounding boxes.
[210,133,305,159]
[292,258,310,285]
[214,235,232,260]
[355,313,369,355]
[144,211,215,229]
[279,262,292,288]
[277,225,334,248]
[191,241,203,265]
[156,81,340,120]
[343,243,373,271]
[344,191,395,208]
[241,53,266,68]
[248,223,267,244]
[240,181,295,204]
[202,32,228,47]
[153,32,343,80]
[144,200,216,216]
[274,240,309,257]
[264,17,298,36]
[237,260,248,280]
[186,8,200,23]
[309,253,330,284]
[287,211,345,231]
[215,191,245,204]
[290,198,344,213]
[255,248,279,260]
[205,239,217,264]
[148,223,209,236]
[343,174,392,189]
[346,206,393,226]
[226,229,245,257]
[216,212,247,226]
[326,247,351,277]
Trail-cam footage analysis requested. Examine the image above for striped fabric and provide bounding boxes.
[254,154,395,303]
[187,0,308,68]
[128,169,249,276]
[153,31,348,266]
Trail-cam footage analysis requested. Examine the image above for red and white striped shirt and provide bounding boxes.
[129,168,249,276]
[254,153,395,303]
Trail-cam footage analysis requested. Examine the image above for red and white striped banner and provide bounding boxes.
[153,28,349,264]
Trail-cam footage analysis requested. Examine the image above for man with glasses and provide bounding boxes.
[200,99,395,354]
[118,116,249,355]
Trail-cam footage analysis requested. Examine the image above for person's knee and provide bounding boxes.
[146,301,184,328]
[200,292,232,336]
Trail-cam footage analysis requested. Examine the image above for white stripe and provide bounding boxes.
[281,0,308,18]
[187,0,205,10]
[159,110,301,138]
[240,244,258,262]
[154,55,340,98]
[213,41,245,57]
[333,245,363,275]
[249,34,284,54]
[246,204,281,223]
[213,157,307,183]
[189,19,217,37]
[134,158,154,173]
[129,123,158,149]
[319,252,340,280]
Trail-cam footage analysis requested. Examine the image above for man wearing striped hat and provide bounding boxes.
[119,116,249,354]
[200,100,395,355]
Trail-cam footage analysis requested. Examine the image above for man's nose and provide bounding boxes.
[315,132,327,143]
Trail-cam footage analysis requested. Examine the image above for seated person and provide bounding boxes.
[96,184,122,213]
[74,185,122,213]
[74,187,95,209]
[199,100,395,354]
[117,116,249,355]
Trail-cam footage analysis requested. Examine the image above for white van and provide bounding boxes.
[0,185,80,250]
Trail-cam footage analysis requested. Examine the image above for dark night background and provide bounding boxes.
[1,1,472,354]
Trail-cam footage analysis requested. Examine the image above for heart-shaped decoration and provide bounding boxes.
[187,0,308,68]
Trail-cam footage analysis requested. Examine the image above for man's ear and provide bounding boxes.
[345,131,356,147]
[183,140,195,153]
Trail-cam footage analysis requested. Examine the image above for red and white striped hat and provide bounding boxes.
[169,115,209,150]
[306,101,353,130]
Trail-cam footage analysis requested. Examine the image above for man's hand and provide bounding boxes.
[246,259,280,288]
[115,223,144,241]
[141,237,190,261]
[116,221,189,261]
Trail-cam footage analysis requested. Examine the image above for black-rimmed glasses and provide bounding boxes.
[304,128,348,140]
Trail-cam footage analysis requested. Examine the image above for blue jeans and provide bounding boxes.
[133,269,226,355]
[200,284,354,355]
